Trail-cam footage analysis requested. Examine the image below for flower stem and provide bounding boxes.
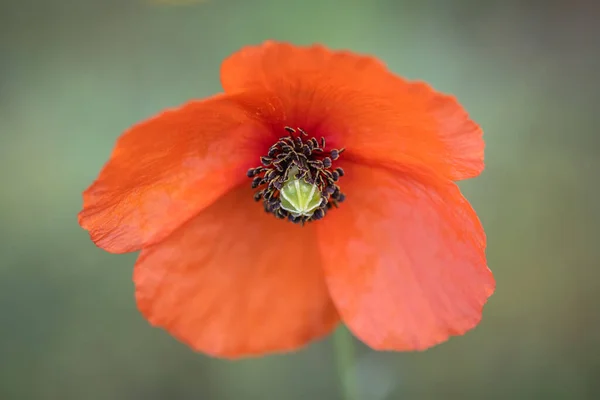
[333,325,359,400]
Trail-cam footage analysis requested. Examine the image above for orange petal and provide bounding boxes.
[317,163,495,351]
[134,184,339,358]
[221,41,483,181]
[78,92,282,253]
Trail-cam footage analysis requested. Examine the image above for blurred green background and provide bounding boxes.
[1,0,599,399]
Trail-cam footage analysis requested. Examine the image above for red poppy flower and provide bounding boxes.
[78,41,495,358]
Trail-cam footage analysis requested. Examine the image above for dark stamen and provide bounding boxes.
[247,126,346,224]
[260,156,273,166]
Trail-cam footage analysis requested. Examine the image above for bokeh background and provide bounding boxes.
[1,0,599,399]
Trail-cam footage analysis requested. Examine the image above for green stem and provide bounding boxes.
[333,326,359,400]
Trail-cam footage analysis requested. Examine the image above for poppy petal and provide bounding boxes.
[221,41,483,181]
[79,92,281,253]
[317,163,494,351]
[134,184,339,358]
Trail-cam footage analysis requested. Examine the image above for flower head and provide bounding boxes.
[78,41,495,358]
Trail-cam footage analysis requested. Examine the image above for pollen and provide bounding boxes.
[247,127,345,224]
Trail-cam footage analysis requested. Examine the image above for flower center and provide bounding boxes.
[247,127,346,224]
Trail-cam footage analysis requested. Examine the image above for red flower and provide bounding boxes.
[78,41,495,358]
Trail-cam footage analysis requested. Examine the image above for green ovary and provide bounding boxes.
[279,178,322,218]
